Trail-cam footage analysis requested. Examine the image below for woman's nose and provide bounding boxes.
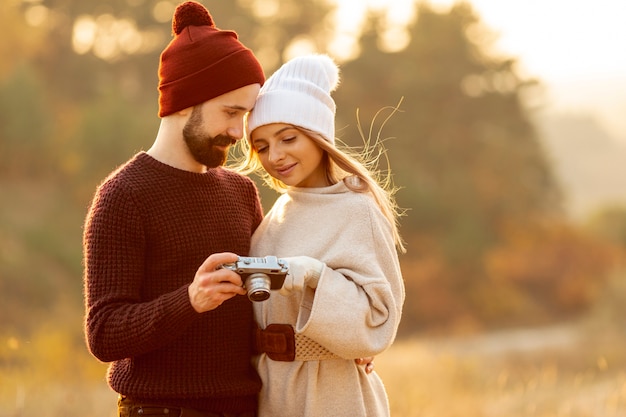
[268,145,284,162]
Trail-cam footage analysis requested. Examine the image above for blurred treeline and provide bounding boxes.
[1,0,626,344]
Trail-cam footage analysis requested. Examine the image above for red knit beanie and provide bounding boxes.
[158,1,265,117]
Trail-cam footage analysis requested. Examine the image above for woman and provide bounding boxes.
[240,54,405,417]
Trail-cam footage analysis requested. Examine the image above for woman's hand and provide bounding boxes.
[355,357,375,374]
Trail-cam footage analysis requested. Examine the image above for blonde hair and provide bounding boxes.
[235,102,406,253]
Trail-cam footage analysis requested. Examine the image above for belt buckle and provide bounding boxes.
[256,324,295,361]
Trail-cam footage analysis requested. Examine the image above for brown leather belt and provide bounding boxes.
[118,396,255,417]
[254,323,296,361]
[254,324,340,362]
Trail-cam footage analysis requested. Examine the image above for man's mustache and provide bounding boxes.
[212,135,237,146]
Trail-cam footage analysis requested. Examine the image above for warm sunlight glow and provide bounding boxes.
[93,14,123,60]
[112,18,142,55]
[333,0,626,141]
[72,15,97,55]
[455,0,626,80]
[330,0,415,59]
[284,36,318,61]
[153,1,176,23]
[72,14,147,60]
[453,0,626,142]
[251,0,281,19]
[335,0,626,79]
[24,5,48,27]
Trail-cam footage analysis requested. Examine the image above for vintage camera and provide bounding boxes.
[221,256,289,302]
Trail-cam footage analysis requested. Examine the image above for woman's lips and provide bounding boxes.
[276,163,296,176]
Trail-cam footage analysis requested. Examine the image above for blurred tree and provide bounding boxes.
[1,0,618,336]
[0,1,48,78]
[8,0,335,191]
[66,86,157,198]
[23,0,169,104]
[238,0,336,70]
[0,63,54,178]
[484,222,619,322]
[0,0,338,328]
[19,0,335,103]
[336,3,562,245]
[334,2,572,330]
[585,205,626,248]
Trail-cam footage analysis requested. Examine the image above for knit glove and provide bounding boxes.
[280,256,324,296]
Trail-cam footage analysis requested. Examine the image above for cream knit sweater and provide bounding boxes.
[250,180,405,417]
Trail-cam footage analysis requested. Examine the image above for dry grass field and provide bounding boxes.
[379,322,626,417]
[3,305,626,417]
[376,275,626,417]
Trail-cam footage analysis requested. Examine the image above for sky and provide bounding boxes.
[333,0,626,144]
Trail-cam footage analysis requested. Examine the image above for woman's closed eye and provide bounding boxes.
[252,139,268,153]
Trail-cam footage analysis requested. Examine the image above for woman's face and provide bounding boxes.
[250,123,328,188]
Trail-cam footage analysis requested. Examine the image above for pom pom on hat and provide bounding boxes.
[247,54,340,144]
[172,1,214,35]
[158,1,265,117]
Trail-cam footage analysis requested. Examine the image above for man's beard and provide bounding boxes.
[183,107,237,168]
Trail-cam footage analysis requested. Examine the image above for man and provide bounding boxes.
[83,2,265,416]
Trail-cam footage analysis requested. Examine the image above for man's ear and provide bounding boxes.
[176,106,194,118]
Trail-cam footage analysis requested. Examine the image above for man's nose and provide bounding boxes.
[226,120,244,140]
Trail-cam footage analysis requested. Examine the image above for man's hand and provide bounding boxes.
[188,252,247,313]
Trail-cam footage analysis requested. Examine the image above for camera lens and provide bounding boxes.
[245,273,271,302]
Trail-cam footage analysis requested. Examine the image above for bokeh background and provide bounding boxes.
[2,0,626,416]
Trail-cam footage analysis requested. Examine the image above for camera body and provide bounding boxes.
[221,256,289,302]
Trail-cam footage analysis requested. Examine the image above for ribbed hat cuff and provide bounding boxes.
[247,90,335,144]
[158,50,264,117]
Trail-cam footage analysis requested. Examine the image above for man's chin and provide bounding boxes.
[203,159,225,169]
[200,149,228,168]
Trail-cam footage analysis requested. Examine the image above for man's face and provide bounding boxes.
[182,83,261,169]
[183,106,236,168]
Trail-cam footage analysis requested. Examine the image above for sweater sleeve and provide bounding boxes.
[83,181,199,362]
[294,197,405,359]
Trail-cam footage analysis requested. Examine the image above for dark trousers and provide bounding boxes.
[117,396,256,417]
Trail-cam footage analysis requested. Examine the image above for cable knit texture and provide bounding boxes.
[250,180,405,417]
[83,152,263,413]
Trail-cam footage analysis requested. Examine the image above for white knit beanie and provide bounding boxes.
[246,54,340,144]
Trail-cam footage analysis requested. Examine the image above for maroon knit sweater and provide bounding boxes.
[83,152,263,413]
